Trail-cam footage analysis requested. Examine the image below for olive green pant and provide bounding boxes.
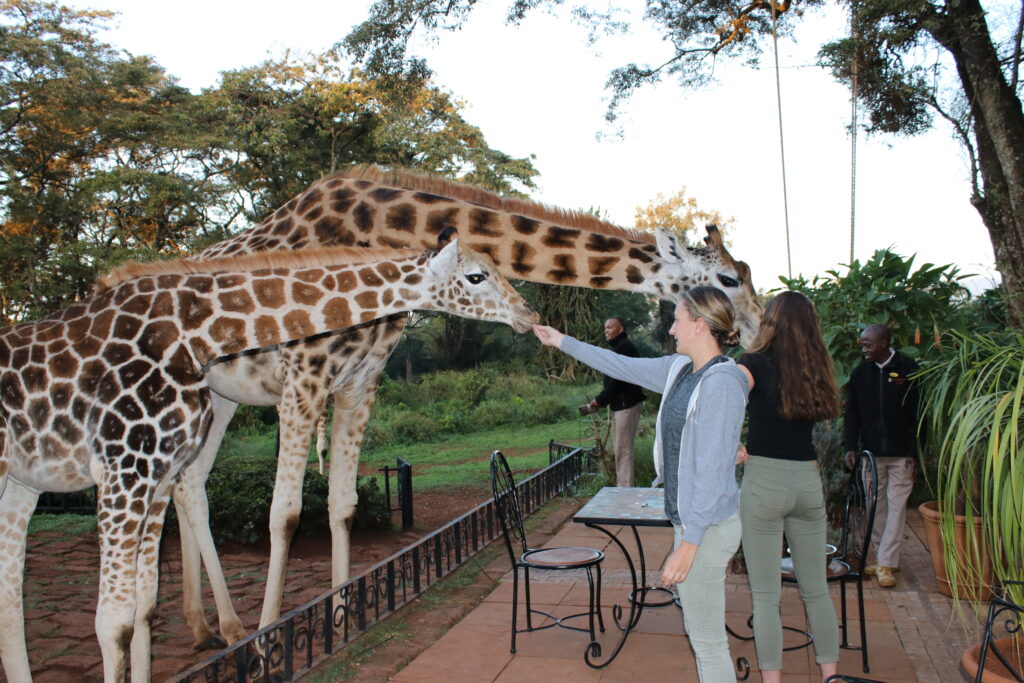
[740,456,839,671]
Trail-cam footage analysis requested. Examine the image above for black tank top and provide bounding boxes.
[737,351,817,461]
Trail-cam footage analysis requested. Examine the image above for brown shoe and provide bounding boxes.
[877,566,898,587]
[864,564,900,577]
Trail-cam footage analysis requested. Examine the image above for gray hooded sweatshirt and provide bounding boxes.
[560,336,749,545]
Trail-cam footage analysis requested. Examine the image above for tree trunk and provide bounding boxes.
[931,0,1024,326]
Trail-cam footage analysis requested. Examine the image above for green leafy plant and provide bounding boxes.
[916,329,1024,606]
[781,248,968,386]
[168,455,390,545]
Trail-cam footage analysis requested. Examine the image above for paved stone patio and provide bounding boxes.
[390,508,986,682]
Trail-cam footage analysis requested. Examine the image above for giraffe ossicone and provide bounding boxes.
[0,240,535,682]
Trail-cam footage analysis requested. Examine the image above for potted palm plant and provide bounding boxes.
[916,329,1024,680]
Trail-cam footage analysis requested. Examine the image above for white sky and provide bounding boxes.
[69,0,1000,292]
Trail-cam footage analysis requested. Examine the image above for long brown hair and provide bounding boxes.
[746,291,840,421]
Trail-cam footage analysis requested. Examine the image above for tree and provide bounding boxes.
[203,52,538,221]
[0,0,229,321]
[634,186,735,245]
[0,1,540,324]
[345,0,1024,328]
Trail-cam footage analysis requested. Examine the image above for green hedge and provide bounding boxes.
[168,454,390,546]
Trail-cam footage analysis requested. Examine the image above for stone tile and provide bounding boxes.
[495,655,603,682]
[631,604,685,636]
[391,644,513,682]
[506,619,604,661]
[484,579,573,605]
[591,632,696,681]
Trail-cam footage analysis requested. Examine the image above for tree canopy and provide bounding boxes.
[346,0,1024,327]
[0,0,538,324]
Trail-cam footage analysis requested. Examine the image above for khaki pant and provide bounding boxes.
[871,457,915,568]
[612,403,642,487]
[674,513,742,682]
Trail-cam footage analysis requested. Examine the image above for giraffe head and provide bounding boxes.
[655,226,762,346]
[424,239,540,333]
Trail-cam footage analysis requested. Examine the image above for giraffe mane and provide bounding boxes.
[337,165,657,245]
[96,246,422,292]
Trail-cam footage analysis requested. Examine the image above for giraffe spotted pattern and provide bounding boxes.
[0,242,535,682]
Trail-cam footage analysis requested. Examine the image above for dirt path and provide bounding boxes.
[14,486,488,683]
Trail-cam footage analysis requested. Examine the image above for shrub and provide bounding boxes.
[781,249,968,386]
[168,455,391,546]
[523,395,572,424]
[351,477,391,531]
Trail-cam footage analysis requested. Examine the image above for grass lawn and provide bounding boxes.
[358,418,592,489]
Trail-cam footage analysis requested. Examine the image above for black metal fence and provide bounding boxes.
[173,443,595,682]
[378,457,414,530]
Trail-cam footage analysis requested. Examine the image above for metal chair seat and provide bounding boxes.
[522,546,604,568]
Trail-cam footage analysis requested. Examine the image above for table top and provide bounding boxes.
[573,487,671,527]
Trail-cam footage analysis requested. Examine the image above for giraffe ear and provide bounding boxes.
[437,226,458,248]
[428,238,460,278]
[655,229,685,264]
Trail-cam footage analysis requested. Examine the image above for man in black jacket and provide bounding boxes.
[843,324,920,588]
[579,318,645,486]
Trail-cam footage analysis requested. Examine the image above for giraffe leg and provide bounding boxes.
[327,319,405,587]
[315,410,329,476]
[0,478,40,683]
[174,393,246,648]
[327,374,401,582]
[129,480,174,683]
[257,381,329,629]
[95,477,148,683]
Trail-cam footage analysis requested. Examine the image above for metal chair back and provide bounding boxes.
[490,450,529,565]
[839,450,879,574]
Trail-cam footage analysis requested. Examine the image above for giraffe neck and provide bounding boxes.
[201,171,684,300]
[109,255,433,367]
[92,243,533,368]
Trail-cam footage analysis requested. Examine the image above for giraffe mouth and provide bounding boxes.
[511,311,541,334]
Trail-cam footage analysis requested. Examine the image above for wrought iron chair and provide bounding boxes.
[489,450,605,655]
[823,675,888,683]
[781,449,878,673]
[973,580,1024,683]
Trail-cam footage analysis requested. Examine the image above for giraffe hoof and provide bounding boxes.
[195,635,228,651]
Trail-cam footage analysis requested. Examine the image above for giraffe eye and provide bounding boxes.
[717,274,739,288]
[466,272,487,285]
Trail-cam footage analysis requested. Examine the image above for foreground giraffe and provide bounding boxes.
[0,241,536,682]
[173,166,763,647]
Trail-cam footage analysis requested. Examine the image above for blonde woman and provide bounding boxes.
[533,286,749,683]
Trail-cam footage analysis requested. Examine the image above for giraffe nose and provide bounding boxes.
[510,308,540,333]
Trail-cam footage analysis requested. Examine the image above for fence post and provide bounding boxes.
[397,457,413,530]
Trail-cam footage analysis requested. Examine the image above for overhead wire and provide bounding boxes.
[768,1,793,279]
[849,2,859,264]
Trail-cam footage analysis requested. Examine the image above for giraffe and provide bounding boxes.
[0,240,537,682]
[171,166,764,647]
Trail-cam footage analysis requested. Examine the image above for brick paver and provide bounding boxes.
[395,508,988,682]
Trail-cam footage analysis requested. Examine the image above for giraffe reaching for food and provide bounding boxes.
[173,166,764,646]
[0,240,536,682]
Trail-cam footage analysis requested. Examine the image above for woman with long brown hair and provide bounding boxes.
[736,290,841,682]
